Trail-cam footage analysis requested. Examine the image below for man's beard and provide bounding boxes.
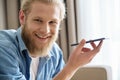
[21,24,58,57]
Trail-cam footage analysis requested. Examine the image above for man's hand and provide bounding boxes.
[53,39,103,80]
[67,39,103,71]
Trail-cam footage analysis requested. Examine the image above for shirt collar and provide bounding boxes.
[16,27,27,52]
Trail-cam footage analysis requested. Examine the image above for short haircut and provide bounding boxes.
[21,0,66,20]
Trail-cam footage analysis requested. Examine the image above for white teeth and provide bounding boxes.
[35,33,47,38]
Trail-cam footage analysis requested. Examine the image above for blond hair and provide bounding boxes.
[21,0,66,20]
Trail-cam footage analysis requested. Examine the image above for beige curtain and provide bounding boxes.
[57,0,77,62]
[0,0,6,29]
[65,0,77,56]
[0,0,20,30]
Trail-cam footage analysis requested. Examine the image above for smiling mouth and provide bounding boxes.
[35,33,51,39]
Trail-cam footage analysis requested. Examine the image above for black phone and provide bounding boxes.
[71,37,107,46]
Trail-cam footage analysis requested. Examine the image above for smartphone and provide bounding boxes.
[71,37,107,46]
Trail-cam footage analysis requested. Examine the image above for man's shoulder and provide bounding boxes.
[0,29,18,48]
[50,42,63,58]
[51,43,62,53]
[0,29,17,39]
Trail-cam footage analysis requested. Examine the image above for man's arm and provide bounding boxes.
[53,39,103,80]
[0,45,26,80]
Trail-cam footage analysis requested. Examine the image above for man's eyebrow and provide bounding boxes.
[51,19,59,21]
[51,18,60,21]
[33,16,43,19]
[33,16,60,21]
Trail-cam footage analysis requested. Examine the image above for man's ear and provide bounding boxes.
[19,10,26,25]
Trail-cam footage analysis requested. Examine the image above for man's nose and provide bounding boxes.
[39,23,50,34]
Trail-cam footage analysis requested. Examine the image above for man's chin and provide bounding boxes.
[31,35,57,57]
[33,44,52,57]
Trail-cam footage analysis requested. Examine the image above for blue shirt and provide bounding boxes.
[0,28,65,80]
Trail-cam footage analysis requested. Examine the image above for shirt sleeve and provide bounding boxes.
[0,45,26,80]
[52,51,65,78]
[51,43,65,78]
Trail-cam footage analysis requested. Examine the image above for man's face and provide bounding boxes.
[19,2,61,57]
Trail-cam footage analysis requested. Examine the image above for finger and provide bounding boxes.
[90,41,97,49]
[82,47,91,52]
[76,39,86,51]
[90,40,103,55]
[96,40,103,49]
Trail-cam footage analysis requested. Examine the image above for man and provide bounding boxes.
[0,0,103,80]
